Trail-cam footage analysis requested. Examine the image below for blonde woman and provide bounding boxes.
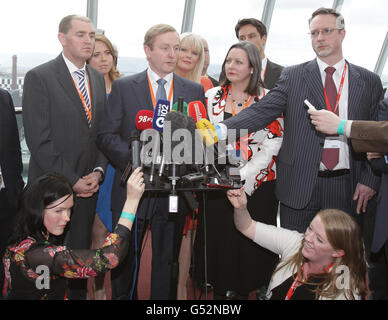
[227,187,368,300]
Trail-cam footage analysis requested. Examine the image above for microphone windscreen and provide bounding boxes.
[188,100,207,123]
[152,99,171,132]
[135,110,154,130]
[196,119,218,146]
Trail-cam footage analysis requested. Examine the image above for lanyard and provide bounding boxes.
[230,85,265,117]
[284,262,334,300]
[323,63,347,114]
[147,74,174,108]
[72,77,92,122]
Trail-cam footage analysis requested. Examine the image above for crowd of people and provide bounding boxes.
[1,7,388,301]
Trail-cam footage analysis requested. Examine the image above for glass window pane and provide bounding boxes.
[97,0,185,75]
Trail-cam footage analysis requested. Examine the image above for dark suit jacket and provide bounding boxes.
[263,59,284,90]
[97,70,206,221]
[369,97,388,252]
[22,54,107,185]
[223,58,383,210]
[0,89,24,210]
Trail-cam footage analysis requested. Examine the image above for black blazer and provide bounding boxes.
[0,88,24,209]
[263,59,284,90]
[22,54,107,185]
[223,59,383,209]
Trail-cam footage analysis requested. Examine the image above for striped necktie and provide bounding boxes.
[156,78,167,101]
[74,69,92,126]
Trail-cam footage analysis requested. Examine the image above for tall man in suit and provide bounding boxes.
[235,18,283,89]
[97,24,206,300]
[218,8,383,233]
[22,15,107,299]
[0,88,24,298]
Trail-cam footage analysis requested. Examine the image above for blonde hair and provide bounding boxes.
[273,209,368,300]
[176,33,205,84]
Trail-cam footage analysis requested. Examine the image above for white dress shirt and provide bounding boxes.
[316,57,350,171]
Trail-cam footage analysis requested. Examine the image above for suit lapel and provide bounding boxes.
[303,59,326,110]
[132,70,154,110]
[172,74,185,105]
[346,62,363,120]
[55,54,91,125]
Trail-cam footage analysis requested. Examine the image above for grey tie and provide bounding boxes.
[156,78,167,101]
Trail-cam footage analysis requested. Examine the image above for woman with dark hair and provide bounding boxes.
[194,41,284,299]
[227,187,368,300]
[2,168,144,300]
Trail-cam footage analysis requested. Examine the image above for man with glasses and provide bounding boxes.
[218,7,383,234]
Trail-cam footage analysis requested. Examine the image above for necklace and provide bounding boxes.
[228,90,248,107]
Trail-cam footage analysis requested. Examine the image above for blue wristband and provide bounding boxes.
[121,211,136,222]
[215,124,222,141]
[337,119,347,135]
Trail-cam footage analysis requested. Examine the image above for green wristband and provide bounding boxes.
[121,211,136,222]
[337,119,347,135]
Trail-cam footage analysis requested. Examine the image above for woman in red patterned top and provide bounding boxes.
[194,41,283,299]
[3,168,144,300]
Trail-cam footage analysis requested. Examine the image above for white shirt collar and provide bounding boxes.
[316,57,346,80]
[147,67,173,85]
[62,52,86,75]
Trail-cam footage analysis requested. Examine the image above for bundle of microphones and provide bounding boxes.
[120,97,243,197]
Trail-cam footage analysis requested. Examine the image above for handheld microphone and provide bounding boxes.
[188,100,207,123]
[135,109,154,130]
[196,119,218,147]
[120,129,141,185]
[172,100,188,115]
[152,99,171,132]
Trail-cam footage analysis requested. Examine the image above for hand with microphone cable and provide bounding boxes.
[120,109,154,185]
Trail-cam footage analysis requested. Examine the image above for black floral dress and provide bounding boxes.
[2,225,130,299]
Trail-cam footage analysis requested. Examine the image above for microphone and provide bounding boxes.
[196,119,218,147]
[120,129,141,185]
[172,100,188,115]
[188,100,207,123]
[135,109,154,130]
[152,99,171,132]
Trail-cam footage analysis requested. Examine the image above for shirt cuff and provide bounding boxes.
[217,123,228,140]
[345,120,352,138]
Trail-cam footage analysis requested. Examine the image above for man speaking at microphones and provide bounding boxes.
[97,24,205,300]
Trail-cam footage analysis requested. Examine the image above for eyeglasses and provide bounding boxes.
[308,28,340,38]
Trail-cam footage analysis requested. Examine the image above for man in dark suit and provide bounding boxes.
[22,15,107,299]
[0,88,24,298]
[97,24,206,300]
[235,18,283,89]
[219,8,383,234]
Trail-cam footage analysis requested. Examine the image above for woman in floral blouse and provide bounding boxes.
[194,41,284,299]
[2,168,145,300]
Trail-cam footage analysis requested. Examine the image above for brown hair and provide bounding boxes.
[274,209,368,300]
[308,7,345,29]
[58,15,93,34]
[235,18,267,39]
[88,34,121,82]
[143,24,177,50]
[219,41,263,96]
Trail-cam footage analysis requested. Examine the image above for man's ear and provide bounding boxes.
[144,45,151,59]
[58,33,66,47]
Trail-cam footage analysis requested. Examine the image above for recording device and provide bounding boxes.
[196,118,218,146]
[188,100,207,122]
[136,109,154,129]
[304,99,317,111]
